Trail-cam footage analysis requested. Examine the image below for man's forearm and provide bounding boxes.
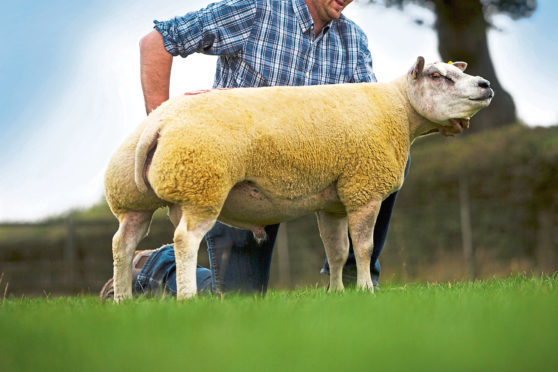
[140,30,173,114]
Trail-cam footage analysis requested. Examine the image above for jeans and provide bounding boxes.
[136,157,410,295]
[205,223,279,293]
[135,244,213,295]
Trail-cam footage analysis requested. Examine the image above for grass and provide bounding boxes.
[1,275,557,371]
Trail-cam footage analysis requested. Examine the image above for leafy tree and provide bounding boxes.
[369,0,537,133]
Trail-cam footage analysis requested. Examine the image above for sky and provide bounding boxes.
[1,0,557,222]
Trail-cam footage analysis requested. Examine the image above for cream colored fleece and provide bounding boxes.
[105,81,411,220]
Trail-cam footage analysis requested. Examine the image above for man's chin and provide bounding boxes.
[327,6,343,18]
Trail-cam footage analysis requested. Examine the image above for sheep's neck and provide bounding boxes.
[391,76,440,142]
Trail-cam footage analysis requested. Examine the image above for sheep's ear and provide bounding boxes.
[410,56,425,79]
[452,61,467,72]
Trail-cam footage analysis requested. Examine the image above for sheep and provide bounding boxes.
[105,56,493,301]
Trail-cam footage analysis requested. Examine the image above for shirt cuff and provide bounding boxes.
[153,20,181,57]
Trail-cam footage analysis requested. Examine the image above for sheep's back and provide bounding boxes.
[147,83,410,211]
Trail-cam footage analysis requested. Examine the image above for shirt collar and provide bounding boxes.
[292,0,340,35]
[292,0,314,33]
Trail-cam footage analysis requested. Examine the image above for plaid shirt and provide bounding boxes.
[154,0,376,88]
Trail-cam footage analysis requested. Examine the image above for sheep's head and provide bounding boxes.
[406,56,494,126]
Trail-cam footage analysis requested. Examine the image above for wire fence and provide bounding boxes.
[1,206,556,297]
[0,218,176,296]
[0,218,297,297]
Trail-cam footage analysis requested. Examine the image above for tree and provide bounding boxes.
[369,0,537,133]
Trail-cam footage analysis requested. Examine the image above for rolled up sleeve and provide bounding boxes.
[352,33,377,83]
[154,0,257,58]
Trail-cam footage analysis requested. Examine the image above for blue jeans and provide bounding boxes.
[135,245,213,295]
[135,158,410,295]
[134,224,278,295]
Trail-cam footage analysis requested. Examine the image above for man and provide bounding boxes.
[100,0,461,299]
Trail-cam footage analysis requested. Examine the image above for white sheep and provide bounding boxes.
[105,57,493,301]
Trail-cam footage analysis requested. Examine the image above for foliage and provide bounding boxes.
[367,0,538,132]
[481,0,536,20]
[384,124,558,279]
[368,0,537,23]
[0,276,556,371]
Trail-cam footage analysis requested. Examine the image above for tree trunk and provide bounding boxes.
[433,0,516,133]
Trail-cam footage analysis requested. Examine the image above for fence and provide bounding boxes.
[0,217,301,297]
[1,197,556,297]
[0,218,178,296]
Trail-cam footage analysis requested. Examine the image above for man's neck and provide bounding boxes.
[304,0,327,37]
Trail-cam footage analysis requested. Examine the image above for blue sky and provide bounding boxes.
[1,0,557,221]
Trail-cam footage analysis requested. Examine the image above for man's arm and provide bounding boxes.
[351,29,376,84]
[140,30,173,114]
[139,0,257,114]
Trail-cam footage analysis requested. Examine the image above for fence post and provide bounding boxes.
[459,177,476,279]
[64,218,77,289]
[536,209,555,272]
[276,223,291,288]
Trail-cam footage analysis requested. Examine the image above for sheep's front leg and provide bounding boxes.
[112,211,153,302]
[347,198,382,293]
[317,211,349,292]
[174,214,215,300]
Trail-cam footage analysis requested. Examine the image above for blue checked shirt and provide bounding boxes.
[154,0,376,88]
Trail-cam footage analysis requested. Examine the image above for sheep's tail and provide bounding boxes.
[135,121,161,193]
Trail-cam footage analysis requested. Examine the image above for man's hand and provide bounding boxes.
[439,118,470,137]
[140,30,173,114]
[422,118,470,137]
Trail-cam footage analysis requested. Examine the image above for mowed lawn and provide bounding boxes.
[0,276,557,371]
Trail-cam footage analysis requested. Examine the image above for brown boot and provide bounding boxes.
[99,250,155,301]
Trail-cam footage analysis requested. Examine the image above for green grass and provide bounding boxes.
[1,275,557,371]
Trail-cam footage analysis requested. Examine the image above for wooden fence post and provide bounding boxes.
[64,218,77,289]
[536,209,556,272]
[459,177,476,279]
[276,223,291,288]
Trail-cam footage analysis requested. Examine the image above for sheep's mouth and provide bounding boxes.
[469,90,494,101]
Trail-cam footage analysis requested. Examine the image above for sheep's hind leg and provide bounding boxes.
[174,211,216,300]
[317,211,349,292]
[347,198,382,293]
[112,210,153,302]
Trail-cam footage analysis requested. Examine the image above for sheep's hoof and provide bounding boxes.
[113,293,132,303]
[327,282,345,293]
[357,282,375,294]
[177,292,197,301]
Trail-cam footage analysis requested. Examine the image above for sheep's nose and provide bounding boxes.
[478,79,491,89]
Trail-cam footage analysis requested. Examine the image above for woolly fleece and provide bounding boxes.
[106,81,412,223]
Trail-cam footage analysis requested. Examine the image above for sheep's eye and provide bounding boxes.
[431,72,441,79]
[444,76,454,84]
